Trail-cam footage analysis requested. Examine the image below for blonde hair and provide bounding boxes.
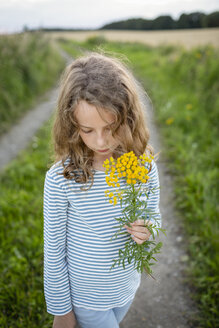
[52,51,153,187]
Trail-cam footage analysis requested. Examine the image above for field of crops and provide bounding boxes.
[47,28,219,49]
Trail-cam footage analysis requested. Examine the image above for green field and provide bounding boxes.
[0,36,218,327]
[0,32,65,135]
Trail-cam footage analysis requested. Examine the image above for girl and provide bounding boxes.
[43,52,161,328]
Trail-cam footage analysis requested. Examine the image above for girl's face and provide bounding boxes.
[75,100,119,163]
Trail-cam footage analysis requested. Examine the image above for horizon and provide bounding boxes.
[0,0,218,33]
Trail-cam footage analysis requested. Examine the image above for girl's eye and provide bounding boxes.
[81,130,92,134]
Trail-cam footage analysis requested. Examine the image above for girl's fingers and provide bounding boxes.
[131,225,148,233]
[132,219,153,226]
[126,228,150,241]
[124,219,153,243]
[125,224,149,234]
[131,234,147,245]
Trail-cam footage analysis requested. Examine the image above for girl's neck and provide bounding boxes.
[92,160,105,171]
[92,153,113,171]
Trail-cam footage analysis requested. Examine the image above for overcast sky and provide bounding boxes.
[0,0,218,33]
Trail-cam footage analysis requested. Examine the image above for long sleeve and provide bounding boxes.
[43,170,72,316]
[145,160,162,239]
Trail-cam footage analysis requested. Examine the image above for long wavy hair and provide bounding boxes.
[52,51,153,188]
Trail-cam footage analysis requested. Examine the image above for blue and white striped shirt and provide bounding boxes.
[43,158,161,315]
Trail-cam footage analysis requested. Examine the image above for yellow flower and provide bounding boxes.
[186,103,193,110]
[104,151,152,205]
[165,117,174,125]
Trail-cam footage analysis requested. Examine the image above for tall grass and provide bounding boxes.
[59,39,219,327]
[0,32,65,135]
[0,120,54,327]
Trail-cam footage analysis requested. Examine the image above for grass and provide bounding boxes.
[0,32,65,135]
[58,38,219,327]
[0,119,54,327]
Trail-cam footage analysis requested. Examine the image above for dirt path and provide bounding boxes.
[0,50,198,327]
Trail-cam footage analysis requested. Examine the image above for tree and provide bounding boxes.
[177,12,206,29]
[151,15,176,30]
[205,12,219,27]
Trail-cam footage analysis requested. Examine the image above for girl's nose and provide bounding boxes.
[96,132,107,147]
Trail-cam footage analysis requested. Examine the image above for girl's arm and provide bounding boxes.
[145,159,162,238]
[43,170,72,316]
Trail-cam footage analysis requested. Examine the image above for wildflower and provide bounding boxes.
[165,117,174,125]
[103,151,153,205]
[186,104,193,110]
[102,151,165,277]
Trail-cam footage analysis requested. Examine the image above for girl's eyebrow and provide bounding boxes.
[80,122,115,129]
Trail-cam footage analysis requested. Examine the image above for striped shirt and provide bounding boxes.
[43,158,161,315]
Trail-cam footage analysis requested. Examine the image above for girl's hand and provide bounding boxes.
[53,310,77,328]
[124,219,153,245]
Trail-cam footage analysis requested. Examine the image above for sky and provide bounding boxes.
[0,0,218,33]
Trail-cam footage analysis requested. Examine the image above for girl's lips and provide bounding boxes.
[97,149,109,153]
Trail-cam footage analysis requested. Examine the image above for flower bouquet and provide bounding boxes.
[103,151,165,279]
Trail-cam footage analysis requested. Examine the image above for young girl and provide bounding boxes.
[43,52,161,328]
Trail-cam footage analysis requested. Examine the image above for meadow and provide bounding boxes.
[0,34,218,327]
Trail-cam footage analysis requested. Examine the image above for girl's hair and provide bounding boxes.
[52,51,153,187]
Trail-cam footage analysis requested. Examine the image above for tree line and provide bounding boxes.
[100,11,219,30]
